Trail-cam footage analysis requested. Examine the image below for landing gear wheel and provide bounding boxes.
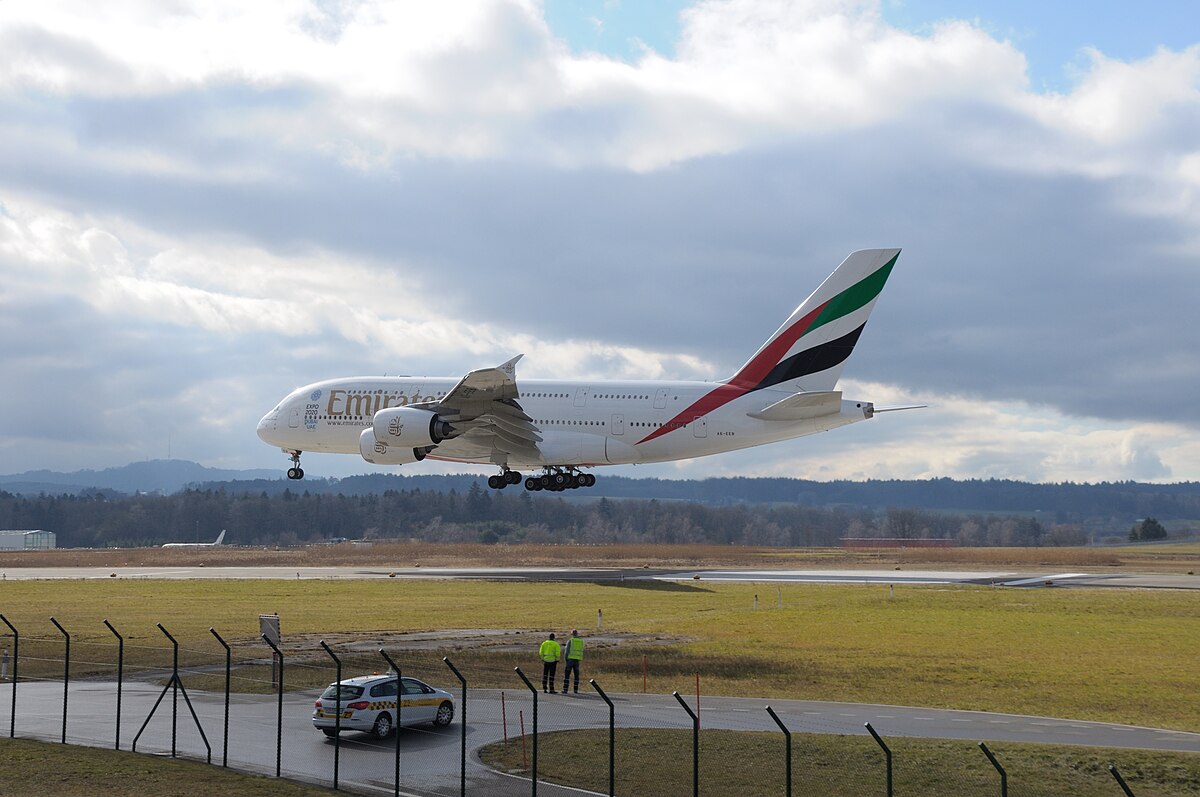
[372,712,393,738]
[582,473,596,487]
[286,451,304,480]
[487,475,503,489]
[506,470,521,485]
[539,475,552,489]
[524,477,539,491]
[553,473,567,486]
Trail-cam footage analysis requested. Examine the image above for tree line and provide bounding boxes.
[0,485,1111,549]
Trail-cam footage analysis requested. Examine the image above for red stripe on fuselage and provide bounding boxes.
[635,301,829,445]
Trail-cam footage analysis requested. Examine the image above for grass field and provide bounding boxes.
[0,738,335,796]
[480,729,1200,797]
[0,578,1197,731]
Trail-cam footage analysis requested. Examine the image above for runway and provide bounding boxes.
[2,565,1198,589]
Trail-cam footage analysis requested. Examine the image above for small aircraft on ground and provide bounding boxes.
[162,530,226,548]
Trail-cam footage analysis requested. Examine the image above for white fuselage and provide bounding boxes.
[257,375,874,468]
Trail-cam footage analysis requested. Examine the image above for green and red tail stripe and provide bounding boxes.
[636,250,897,445]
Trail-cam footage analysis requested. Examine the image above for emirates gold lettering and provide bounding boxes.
[326,387,421,418]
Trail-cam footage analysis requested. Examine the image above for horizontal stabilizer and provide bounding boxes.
[748,391,842,421]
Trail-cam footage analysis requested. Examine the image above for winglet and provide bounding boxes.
[497,354,523,379]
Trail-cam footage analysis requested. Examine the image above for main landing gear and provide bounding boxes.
[286,451,304,480]
[486,470,522,490]
[522,468,596,492]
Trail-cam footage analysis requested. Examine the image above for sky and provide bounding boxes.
[1,0,1198,483]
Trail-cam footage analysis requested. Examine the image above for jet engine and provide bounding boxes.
[372,406,453,448]
[359,428,430,466]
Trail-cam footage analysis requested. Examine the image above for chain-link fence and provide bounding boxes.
[0,615,1188,796]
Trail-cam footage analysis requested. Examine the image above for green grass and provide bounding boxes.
[0,738,334,796]
[0,579,1198,729]
[480,729,1200,797]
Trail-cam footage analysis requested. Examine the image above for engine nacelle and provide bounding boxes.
[372,406,452,448]
[359,428,430,466]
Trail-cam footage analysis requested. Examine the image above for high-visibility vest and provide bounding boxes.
[566,637,584,660]
[539,639,561,662]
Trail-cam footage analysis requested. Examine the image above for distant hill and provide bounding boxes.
[0,460,279,495]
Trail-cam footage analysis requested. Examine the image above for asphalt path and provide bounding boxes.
[5,680,1199,797]
[2,565,1199,589]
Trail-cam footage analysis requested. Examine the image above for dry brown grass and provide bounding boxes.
[895,547,1125,567]
[0,542,858,569]
[3,540,1199,572]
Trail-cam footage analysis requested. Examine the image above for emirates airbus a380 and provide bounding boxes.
[257,248,914,492]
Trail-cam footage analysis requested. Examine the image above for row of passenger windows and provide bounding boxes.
[521,393,658,400]
[335,389,669,401]
[342,390,447,397]
[533,420,686,429]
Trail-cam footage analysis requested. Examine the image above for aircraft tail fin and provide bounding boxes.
[213,530,226,545]
[727,248,899,393]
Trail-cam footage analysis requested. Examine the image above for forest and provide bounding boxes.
[0,483,1126,549]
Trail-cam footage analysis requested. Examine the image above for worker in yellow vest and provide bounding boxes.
[562,629,585,694]
[539,632,562,693]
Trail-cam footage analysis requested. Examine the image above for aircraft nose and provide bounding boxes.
[257,411,278,443]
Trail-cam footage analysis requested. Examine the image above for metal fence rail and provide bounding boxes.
[0,617,1188,796]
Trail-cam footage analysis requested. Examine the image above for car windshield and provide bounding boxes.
[321,684,364,700]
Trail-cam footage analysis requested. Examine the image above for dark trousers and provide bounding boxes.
[563,659,581,692]
[542,661,558,692]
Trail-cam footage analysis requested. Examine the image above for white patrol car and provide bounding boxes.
[313,674,455,738]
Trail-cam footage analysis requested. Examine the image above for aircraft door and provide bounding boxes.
[692,415,707,438]
[574,388,590,407]
[654,389,668,409]
[289,408,301,428]
[611,413,625,435]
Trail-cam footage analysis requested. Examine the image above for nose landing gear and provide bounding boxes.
[285,451,304,480]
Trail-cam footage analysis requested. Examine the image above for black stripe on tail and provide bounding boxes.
[752,324,866,391]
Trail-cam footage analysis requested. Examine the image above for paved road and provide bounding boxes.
[3,565,1199,589]
[4,680,1198,796]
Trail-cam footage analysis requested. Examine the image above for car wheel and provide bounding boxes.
[372,712,393,738]
[321,728,338,738]
[434,701,454,726]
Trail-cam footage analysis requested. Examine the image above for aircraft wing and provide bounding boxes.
[420,355,542,463]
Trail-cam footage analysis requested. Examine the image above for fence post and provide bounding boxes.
[131,625,209,763]
[209,628,231,767]
[673,691,699,797]
[319,640,342,790]
[379,648,403,797]
[103,620,123,750]
[0,615,16,738]
[262,633,284,777]
[49,617,69,744]
[979,742,1007,797]
[162,623,181,756]
[514,667,539,797]
[865,723,892,797]
[1109,764,1137,797]
[766,706,792,797]
[590,679,615,797]
[443,656,467,797]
